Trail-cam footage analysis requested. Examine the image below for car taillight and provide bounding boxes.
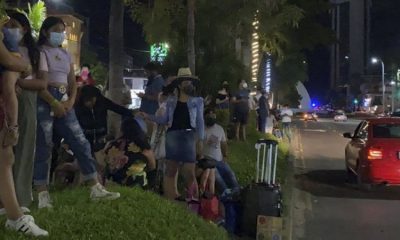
[367,147,383,160]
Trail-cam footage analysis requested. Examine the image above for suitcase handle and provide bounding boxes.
[257,139,278,145]
[255,141,279,184]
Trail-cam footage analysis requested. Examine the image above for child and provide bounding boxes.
[104,118,157,188]
[1,20,30,146]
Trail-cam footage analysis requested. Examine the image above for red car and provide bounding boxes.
[344,118,400,187]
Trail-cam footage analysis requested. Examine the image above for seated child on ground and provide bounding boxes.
[104,118,157,188]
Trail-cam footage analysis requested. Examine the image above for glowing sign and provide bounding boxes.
[265,54,272,93]
[150,43,169,63]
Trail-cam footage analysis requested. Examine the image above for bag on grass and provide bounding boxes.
[199,193,219,221]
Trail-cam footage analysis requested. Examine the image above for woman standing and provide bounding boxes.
[0,14,48,236]
[34,17,119,209]
[143,68,204,201]
[7,11,46,211]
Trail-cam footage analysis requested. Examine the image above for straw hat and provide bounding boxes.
[171,67,200,87]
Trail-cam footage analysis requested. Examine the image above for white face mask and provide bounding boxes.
[5,28,23,43]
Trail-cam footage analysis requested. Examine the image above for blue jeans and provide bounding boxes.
[215,161,240,192]
[33,87,97,186]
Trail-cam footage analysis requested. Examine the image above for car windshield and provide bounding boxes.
[372,124,400,138]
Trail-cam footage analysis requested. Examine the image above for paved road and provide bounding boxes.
[292,119,400,240]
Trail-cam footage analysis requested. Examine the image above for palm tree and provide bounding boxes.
[25,0,46,40]
[107,0,125,137]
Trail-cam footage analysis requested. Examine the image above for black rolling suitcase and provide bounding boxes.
[241,139,282,237]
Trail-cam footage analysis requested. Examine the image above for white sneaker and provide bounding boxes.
[38,191,53,209]
[0,206,30,216]
[5,215,48,237]
[90,183,120,201]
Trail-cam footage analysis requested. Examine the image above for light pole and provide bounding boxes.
[372,57,385,112]
[390,81,396,112]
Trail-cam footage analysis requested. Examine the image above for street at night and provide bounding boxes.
[292,118,400,240]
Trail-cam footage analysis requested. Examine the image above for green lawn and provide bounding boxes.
[0,111,289,239]
[0,187,228,240]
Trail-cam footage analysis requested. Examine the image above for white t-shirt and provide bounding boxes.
[203,124,226,162]
[280,108,293,123]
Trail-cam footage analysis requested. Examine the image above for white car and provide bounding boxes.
[334,113,347,121]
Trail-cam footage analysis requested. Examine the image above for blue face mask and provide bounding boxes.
[4,28,23,44]
[49,32,65,47]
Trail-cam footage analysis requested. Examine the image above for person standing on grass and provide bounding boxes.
[280,104,293,142]
[0,14,48,236]
[7,11,46,212]
[203,109,240,193]
[138,62,164,134]
[231,80,250,141]
[141,68,204,201]
[257,89,269,133]
[33,17,120,209]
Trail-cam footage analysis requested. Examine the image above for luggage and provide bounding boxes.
[221,189,242,234]
[241,139,282,237]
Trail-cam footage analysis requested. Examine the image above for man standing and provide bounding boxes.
[280,104,293,142]
[138,62,164,133]
[203,109,240,192]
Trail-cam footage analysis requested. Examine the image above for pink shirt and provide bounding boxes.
[39,45,72,85]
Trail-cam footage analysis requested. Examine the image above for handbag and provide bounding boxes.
[199,194,220,221]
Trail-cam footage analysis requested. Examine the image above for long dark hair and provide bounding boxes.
[121,118,147,143]
[38,16,65,46]
[8,11,40,72]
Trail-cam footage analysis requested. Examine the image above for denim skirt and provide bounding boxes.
[165,129,196,163]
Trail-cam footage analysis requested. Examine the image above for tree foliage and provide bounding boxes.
[126,0,333,105]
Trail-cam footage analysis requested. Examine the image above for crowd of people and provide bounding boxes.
[0,10,294,238]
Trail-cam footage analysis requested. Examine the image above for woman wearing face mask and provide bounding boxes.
[0,13,48,237]
[142,68,205,201]
[4,11,47,213]
[34,17,120,209]
[0,13,33,147]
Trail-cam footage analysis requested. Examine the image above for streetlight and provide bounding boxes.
[371,57,385,112]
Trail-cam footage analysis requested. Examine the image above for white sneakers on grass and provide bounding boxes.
[38,191,53,209]
[90,183,121,201]
[37,184,120,209]
[5,215,48,237]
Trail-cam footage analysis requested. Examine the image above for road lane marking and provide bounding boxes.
[303,129,327,133]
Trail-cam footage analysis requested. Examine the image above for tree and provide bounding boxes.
[107,0,125,137]
[23,0,46,40]
[187,0,195,74]
[125,0,331,105]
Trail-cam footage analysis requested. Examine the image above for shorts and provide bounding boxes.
[165,129,196,163]
[233,110,249,125]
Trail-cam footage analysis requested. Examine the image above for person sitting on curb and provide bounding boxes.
[203,109,240,193]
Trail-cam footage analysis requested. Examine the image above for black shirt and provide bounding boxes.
[169,101,192,131]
